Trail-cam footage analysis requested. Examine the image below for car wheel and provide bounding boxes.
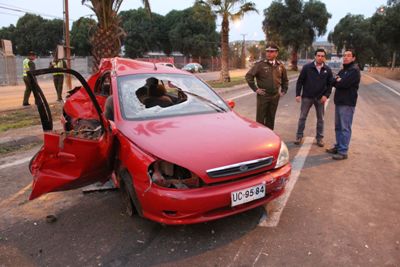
[119,170,142,217]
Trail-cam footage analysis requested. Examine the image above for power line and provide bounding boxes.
[0,3,64,20]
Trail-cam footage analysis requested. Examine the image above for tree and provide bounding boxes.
[370,2,400,67]
[197,0,258,82]
[247,44,261,61]
[71,17,96,56]
[328,15,377,69]
[120,8,164,58]
[263,0,331,71]
[167,3,219,59]
[4,14,63,56]
[81,0,151,70]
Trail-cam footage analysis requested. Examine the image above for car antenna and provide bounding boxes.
[153,62,157,70]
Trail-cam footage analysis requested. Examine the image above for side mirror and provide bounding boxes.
[226,100,235,109]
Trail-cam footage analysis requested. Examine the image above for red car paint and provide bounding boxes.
[28,58,291,225]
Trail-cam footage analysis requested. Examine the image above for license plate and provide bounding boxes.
[231,183,266,207]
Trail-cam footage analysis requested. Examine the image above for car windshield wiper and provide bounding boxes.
[176,88,226,113]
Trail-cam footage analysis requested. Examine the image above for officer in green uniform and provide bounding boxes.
[22,51,36,106]
[245,43,288,130]
[50,55,66,101]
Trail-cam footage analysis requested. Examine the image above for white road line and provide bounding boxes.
[364,73,400,97]
[0,157,31,170]
[229,91,253,100]
[227,78,297,101]
[258,137,313,227]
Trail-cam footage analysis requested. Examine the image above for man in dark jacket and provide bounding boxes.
[245,43,288,130]
[294,48,333,147]
[326,50,361,160]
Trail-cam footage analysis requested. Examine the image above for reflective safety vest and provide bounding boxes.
[23,58,30,77]
[52,60,64,75]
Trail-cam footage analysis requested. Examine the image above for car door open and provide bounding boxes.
[27,68,114,200]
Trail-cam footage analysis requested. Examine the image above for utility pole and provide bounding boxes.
[241,34,247,69]
[63,0,72,89]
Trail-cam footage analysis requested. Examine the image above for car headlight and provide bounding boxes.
[275,141,289,169]
[148,160,201,189]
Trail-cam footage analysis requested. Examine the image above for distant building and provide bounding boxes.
[312,41,337,55]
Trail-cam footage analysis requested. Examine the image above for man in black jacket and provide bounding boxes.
[326,50,361,160]
[294,49,333,146]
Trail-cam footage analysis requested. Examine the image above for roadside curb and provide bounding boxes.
[0,135,42,152]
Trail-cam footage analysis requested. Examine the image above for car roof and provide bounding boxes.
[99,57,187,76]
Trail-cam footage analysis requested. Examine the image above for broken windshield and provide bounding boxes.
[117,74,228,120]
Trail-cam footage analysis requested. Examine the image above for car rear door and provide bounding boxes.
[27,68,115,200]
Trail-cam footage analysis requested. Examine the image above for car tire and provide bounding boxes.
[119,170,142,217]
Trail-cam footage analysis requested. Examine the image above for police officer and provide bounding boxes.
[22,51,36,106]
[50,55,66,101]
[245,43,288,130]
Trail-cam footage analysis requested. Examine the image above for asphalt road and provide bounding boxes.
[0,73,399,266]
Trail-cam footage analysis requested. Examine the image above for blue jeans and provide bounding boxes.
[334,105,355,155]
[296,97,325,140]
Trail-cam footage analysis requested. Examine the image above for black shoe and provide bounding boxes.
[326,147,337,154]
[22,103,30,106]
[294,137,303,145]
[332,153,348,160]
[316,139,325,147]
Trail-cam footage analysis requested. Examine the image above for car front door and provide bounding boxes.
[27,68,115,200]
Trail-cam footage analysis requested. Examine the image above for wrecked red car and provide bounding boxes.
[27,58,291,225]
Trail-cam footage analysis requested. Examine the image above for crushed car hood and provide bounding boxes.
[117,112,281,180]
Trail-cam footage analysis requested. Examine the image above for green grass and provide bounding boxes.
[0,104,63,133]
[206,70,298,89]
[0,141,42,155]
[208,76,246,89]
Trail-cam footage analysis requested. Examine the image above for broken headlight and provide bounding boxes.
[148,160,200,189]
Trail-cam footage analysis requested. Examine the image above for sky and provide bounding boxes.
[0,0,388,42]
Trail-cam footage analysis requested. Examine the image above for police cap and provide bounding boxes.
[265,43,279,52]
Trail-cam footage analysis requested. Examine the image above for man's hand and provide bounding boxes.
[256,88,266,95]
[296,96,301,102]
[320,96,328,104]
[280,92,286,97]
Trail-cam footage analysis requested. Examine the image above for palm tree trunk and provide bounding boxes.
[290,46,299,71]
[220,16,231,82]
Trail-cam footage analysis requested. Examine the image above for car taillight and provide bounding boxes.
[148,160,200,189]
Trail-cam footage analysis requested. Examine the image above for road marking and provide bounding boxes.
[258,137,313,227]
[0,157,31,170]
[364,74,400,97]
[227,78,297,101]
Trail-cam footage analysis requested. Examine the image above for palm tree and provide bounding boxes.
[82,0,151,71]
[198,0,257,82]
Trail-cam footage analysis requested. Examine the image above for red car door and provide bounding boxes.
[27,68,114,200]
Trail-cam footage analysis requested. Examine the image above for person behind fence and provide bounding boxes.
[49,54,67,101]
[326,49,361,160]
[22,51,36,106]
[294,48,333,147]
[245,43,288,130]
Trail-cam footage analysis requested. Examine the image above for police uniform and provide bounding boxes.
[245,46,288,130]
[50,59,66,101]
[22,52,36,106]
